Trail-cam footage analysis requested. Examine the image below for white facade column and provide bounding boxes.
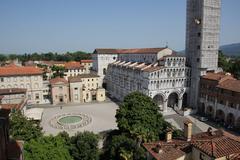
[163,100,168,113]
[178,98,183,110]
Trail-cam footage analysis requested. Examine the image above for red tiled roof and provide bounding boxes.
[0,88,27,95]
[94,48,167,54]
[144,130,240,160]
[143,139,191,160]
[0,65,43,77]
[70,73,99,79]
[0,104,21,110]
[217,79,240,93]
[49,77,68,85]
[202,72,240,93]
[202,72,233,81]
[64,61,84,69]
[80,59,93,63]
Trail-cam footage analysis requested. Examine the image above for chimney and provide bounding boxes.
[154,143,163,154]
[184,118,193,141]
[165,128,173,143]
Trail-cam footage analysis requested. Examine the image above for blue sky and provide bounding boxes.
[0,0,239,54]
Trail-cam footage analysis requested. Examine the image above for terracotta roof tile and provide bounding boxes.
[68,76,82,83]
[94,48,167,54]
[0,65,43,77]
[217,79,240,93]
[143,139,191,160]
[49,77,68,85]
[202,72,233,81]
[0,88,27,95]
[144,130,240,160]
[80,59,93,63]
[70,73,99,79]
[64,61,84,69]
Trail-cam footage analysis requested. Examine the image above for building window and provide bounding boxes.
[197,45,201,49]
[103,68,106,75]
[74,87,78,90]
[198,32,201,37]
[35,93,39,100]
[1,78,4,82]
[59,86,63,90]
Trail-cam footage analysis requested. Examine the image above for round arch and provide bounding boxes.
[167,92,179,108]
[153,94,164,111]
[216,109,225,122]
[182,92,188,108]
[198,103,205,115]
[226,113,235,126]
[206,106,214,118]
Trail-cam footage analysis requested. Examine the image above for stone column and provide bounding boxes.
[178,98,183,110]
[163,100,168,113]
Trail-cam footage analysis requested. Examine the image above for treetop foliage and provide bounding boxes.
[0,50,91,62]
[9,111,43,141]
[116,91,170,142]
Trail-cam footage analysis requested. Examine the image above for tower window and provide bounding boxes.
[198,32,201,37]
[197,45,201,49]
[197,58,200,62]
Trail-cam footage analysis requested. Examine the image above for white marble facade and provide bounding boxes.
[93,48,190,112]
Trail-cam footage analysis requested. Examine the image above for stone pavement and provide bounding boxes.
[164,112,217,134]
[40,101,119,136]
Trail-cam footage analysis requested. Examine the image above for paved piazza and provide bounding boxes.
[41,101,118,136]
[40,101,216,136]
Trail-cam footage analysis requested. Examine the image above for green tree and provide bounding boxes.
[230,59,240,79]
[218,50,231,71]
[70,131,99,160]
[116,92,170,143]
[9,111,43,141]
[101,133,145,160]
[0,54,7,62]
[51,65,65,78]
[24,135,72,160]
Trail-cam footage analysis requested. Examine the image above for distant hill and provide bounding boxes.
[178,43,240,57]
[220,43,240,57]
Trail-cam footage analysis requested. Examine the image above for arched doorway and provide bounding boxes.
[206,106,214,118]
[216,110,225,123]
[198,103,205,115]
[182,93,187,108]
[167,93,178,108]
[226,113,235,126]
[153,94,164,111]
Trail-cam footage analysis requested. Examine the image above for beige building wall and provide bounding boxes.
[82,90,92,103]
[51,83,69,105]
[69,82,83,103]
[81,77,99,90]
[191,147,230,160]
[81,62,92,73]
[64,69,86,80]
[96,88,105,102]
[0,75,44,104]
